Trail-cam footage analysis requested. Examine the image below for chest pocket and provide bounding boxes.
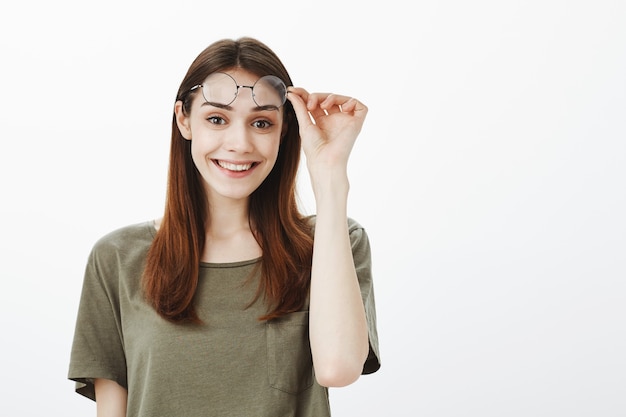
[266,311,314,394]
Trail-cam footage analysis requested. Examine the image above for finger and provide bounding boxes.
[288,87,310,104]
[303,93,330,120]
[286,88,314,129]
[325,105,342,115]
[339,97,368,118]
[305,92,350,107]
[320,93,353,110]
[306,93,332,111]
[308,106,327,120]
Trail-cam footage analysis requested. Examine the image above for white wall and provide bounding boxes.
[1,1,624,416]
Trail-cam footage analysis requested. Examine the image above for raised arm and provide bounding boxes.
[287,88,370,387]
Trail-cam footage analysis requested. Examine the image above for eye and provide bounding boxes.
[207,116,226,125]
[252,119,273,129]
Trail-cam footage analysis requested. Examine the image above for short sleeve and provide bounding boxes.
[68,243,128,401]
[348,219,381,375]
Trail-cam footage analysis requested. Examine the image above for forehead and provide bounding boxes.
[212,68,261,85]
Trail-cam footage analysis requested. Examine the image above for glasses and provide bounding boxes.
[188,72,287,108]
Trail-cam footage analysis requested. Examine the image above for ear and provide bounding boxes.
[174,100,192,140]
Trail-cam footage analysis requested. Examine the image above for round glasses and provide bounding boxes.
[189,72,287,109]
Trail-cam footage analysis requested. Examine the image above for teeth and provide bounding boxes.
[217,160,253,171]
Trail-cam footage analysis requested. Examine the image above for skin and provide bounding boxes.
[94,378,127,417]
[94,68,370,416]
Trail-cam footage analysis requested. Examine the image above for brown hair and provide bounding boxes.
[143,37,313,323]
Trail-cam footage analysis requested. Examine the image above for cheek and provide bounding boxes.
[265,139,281,164]
[189,135,216,167]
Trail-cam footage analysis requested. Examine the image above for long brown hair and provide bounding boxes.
[143,37,313,323]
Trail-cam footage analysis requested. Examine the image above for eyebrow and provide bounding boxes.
[202,101,232,110]
[201,101,279,112]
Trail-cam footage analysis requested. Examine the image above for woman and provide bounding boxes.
[68,37,380,416]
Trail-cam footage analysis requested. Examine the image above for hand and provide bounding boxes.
[287,87,368,174]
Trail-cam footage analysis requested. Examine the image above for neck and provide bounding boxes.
[206,196,251,237]
[202,197,262,263]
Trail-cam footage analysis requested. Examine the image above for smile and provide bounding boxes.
[214,160,257,172]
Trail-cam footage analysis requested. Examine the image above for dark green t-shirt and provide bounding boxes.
[68,218,380,416]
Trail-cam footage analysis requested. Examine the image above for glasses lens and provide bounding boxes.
[252,75,287,108]
[201,73,238,105]
[198,73,287,108]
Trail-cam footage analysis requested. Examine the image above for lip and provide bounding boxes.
[212,159,260,178]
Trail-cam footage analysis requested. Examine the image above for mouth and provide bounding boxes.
[213,159,258,172]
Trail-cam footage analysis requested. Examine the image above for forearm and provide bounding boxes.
[308,171,369,387]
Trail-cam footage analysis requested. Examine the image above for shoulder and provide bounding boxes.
[89,221,156,269]
[93,221,155,251]
[79,221,155,299]
[347,217,366,236]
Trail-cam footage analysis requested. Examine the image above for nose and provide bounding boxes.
[224,121,254,153]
